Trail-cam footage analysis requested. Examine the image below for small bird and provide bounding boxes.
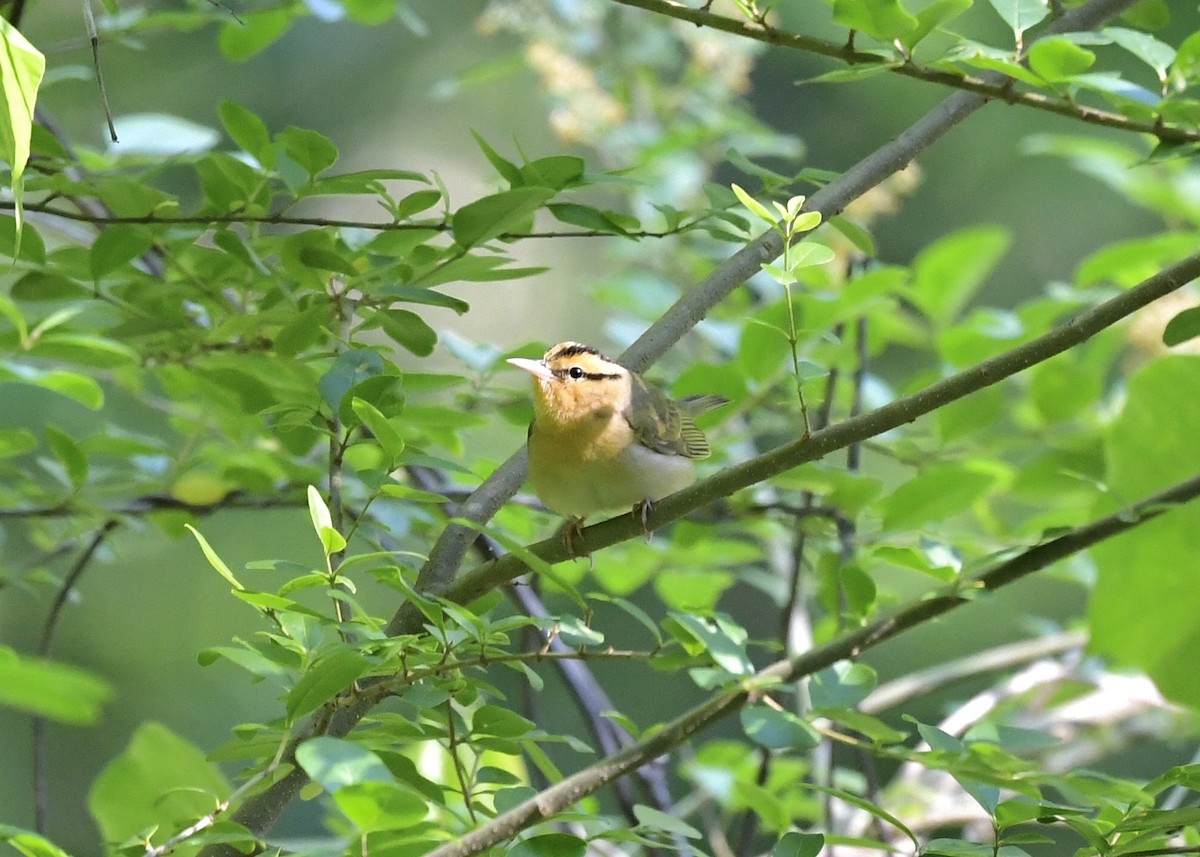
[508,341,727,550]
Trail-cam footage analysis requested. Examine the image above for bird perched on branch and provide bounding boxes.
[508,341,727,553]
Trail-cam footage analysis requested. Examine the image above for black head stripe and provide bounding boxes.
[549,342,604,361]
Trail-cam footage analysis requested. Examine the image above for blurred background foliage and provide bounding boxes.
[2,0,1200,854]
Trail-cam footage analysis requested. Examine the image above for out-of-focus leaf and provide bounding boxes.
[88,723,228,846]
[910,226,1011,326]
[219,8,293,60]
[295,736,394,792]
[1163,305,1200,347]
[832,0,917,40]
[986,0,1048,38]
[0,647,111,724]
[741,706,820,750]
[1028,37,1095,81]
[1089,356,1200,710]
[882,462,1003,531]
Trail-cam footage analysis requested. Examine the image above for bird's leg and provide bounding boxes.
[632,499,654,543]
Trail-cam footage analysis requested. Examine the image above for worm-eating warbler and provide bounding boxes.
[508,342,726,541]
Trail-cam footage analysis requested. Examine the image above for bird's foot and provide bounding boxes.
[632,499,654,543]
[558,517,592,567]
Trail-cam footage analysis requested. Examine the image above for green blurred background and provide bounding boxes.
[1,0,1182,850]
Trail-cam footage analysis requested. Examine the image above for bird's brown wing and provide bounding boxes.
[625,381,727,460]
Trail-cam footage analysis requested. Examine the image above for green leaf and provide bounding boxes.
[809,661,877,708]
[789,240,835,269]
[392,188,442,220]
[277,125,339,180]
[376,308,438,356]
[832,0,918,40]
[667,612,753,675]
[0,428,36,457]
[773,831,825,857]
[1089,356,1200,710]
[0,826,72,857]
[295,736,395,792]
[473,704,536,738]
[471,130,523,186]
[828,215,876,255]
[0,18,45,246]
[547,202,634,235]
[731,183,778,226]
[44,425,88,490]
[1104,26,1175,76]
[910,226,1011,325]
[377,285,469,315]
[351,398,406,461]
[88,723,229,846]
[741,705,820,750]
[632,805,701,839]
[0,647,111,724]
[90,225,155,279]
[508,833,588,857]
[307,485,347,556]
[285,649,369,721]
[900,0,972,50]
[28,370,104,410]
[219,100,271,162]
[450,186,556,248]
[520,155,585,190]
[377,483,450,503]
[986,0,1048,38]
[332,781,428,833]
[319,348,384,412]
[1028,37,1095,81]
[882,462,1002,531]
[218,8,293,61]
[185,525,244,591]
[1163,306,1200,346]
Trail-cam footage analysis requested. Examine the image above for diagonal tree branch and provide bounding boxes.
[425,471,1200,857]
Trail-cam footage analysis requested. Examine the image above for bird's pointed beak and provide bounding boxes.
[507,356,555,383]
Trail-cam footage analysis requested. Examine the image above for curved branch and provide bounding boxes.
[610,0,1199,145]
[427,472,1200,857]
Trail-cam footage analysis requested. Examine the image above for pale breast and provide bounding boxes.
[528,417,697,518]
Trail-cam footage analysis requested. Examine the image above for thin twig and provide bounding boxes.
[32,519,120,833]
[3,200,698,240]
[81,0,118,142]
[610,0,1200,145]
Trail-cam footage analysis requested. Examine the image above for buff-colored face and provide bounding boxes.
[508,342,631,424]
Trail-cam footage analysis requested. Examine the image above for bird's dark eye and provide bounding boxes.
[568,366,585,379]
